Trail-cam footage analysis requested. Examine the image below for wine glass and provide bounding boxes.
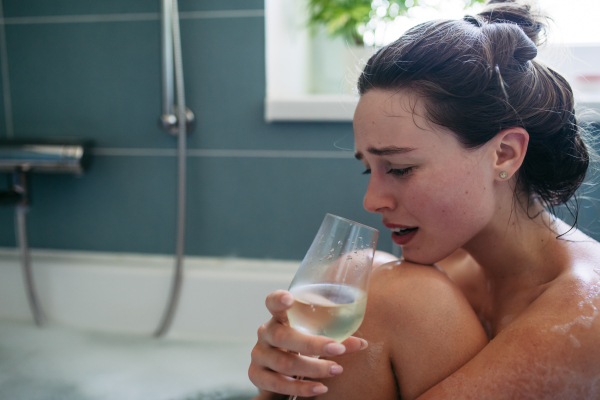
[286,214,378,400]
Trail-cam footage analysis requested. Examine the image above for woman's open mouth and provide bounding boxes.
[391,227,418,245]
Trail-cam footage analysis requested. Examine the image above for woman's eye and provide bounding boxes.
[362,169,371,175]
[386,167,413,177]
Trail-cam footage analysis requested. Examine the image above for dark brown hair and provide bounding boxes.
[358,0,592,215]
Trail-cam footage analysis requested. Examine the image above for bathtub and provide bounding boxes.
[0,247,298,400]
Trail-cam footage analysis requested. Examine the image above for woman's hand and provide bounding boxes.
[248,290,368,398]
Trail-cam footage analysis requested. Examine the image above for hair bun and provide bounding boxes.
[477,0,546,46]
[512,28,538,64]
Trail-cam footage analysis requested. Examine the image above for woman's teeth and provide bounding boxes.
[392,227,418,236]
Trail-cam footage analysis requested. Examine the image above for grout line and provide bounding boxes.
[186,149,353,158]
[93,148,177,157]
[2,13,158,24]
[0,9,264,25]
[0,0,13,138]
[178,10,264,19]
[92,148,354,159]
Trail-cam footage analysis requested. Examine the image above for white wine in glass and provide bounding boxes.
[288,283,367,343]
[286,214,378,399]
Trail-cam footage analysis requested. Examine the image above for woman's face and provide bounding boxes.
[354,90,497,264]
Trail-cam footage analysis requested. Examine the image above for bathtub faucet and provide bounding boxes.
[0,138,92,327]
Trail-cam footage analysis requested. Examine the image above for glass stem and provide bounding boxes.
[289,354,320,400]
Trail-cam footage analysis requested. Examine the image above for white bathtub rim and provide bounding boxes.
[0,247,298,342]
[0,246,301,272]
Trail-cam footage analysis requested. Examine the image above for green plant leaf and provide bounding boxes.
[307,0,486,45]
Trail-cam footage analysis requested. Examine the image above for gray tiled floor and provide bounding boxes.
[0,320,257,400]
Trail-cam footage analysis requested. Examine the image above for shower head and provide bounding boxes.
[0,138,93,174]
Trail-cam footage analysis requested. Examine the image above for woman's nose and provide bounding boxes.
[363,175,396,214]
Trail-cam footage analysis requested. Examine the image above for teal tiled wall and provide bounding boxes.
[0,1,598,259]
[0,0,389,259]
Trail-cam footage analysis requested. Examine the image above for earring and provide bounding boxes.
[499,171,508,179]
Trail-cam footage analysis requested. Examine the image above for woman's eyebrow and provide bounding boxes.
[354,146,416,160]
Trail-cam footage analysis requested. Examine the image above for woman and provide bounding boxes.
[249,0,600,398]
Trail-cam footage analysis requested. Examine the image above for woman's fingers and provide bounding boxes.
[251,290,369,397]
[252,341,344,379]
[265,290,294,324]
[249,338,335,398]
[248,364,329,397]
[265,291,345,357]
[341,336,369,354]
[261,321,347,357]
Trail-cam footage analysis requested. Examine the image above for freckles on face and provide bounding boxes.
[354,90,494,264]
[409,154,490,240]
[394,135,492,264]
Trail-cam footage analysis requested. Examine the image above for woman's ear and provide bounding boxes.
[492,127,529,181]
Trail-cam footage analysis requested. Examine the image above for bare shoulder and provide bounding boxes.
[369,260,476,318]
[368,260,488,400]
[526,254,600,367]
[512,262,599,373]
[308,261,465,400]
[419,244,600,399]
[313,261,488,400]
[371,259,455,291]
[536,234,600,356]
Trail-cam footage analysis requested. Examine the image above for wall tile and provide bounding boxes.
[184,155,387,259]
[3,1,159,17]
[4,0,263,18]
[6,21,171,149]
[6,16,350,152]
[0,67,5,138]
[23,155,178,253]
[179,0,264,12]
[559,169,600,240]
[0,154,390,258]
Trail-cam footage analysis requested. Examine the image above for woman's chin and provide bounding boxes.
[401,247,449,266]
[400,253,438,266]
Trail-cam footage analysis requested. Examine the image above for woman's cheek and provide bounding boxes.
[415,175,490,233]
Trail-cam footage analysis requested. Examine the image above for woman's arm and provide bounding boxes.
[303,261,488,400]
[249,260,489,399]
[248,289,367,398]
[416,273,600,400]
[247,251,400,399]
